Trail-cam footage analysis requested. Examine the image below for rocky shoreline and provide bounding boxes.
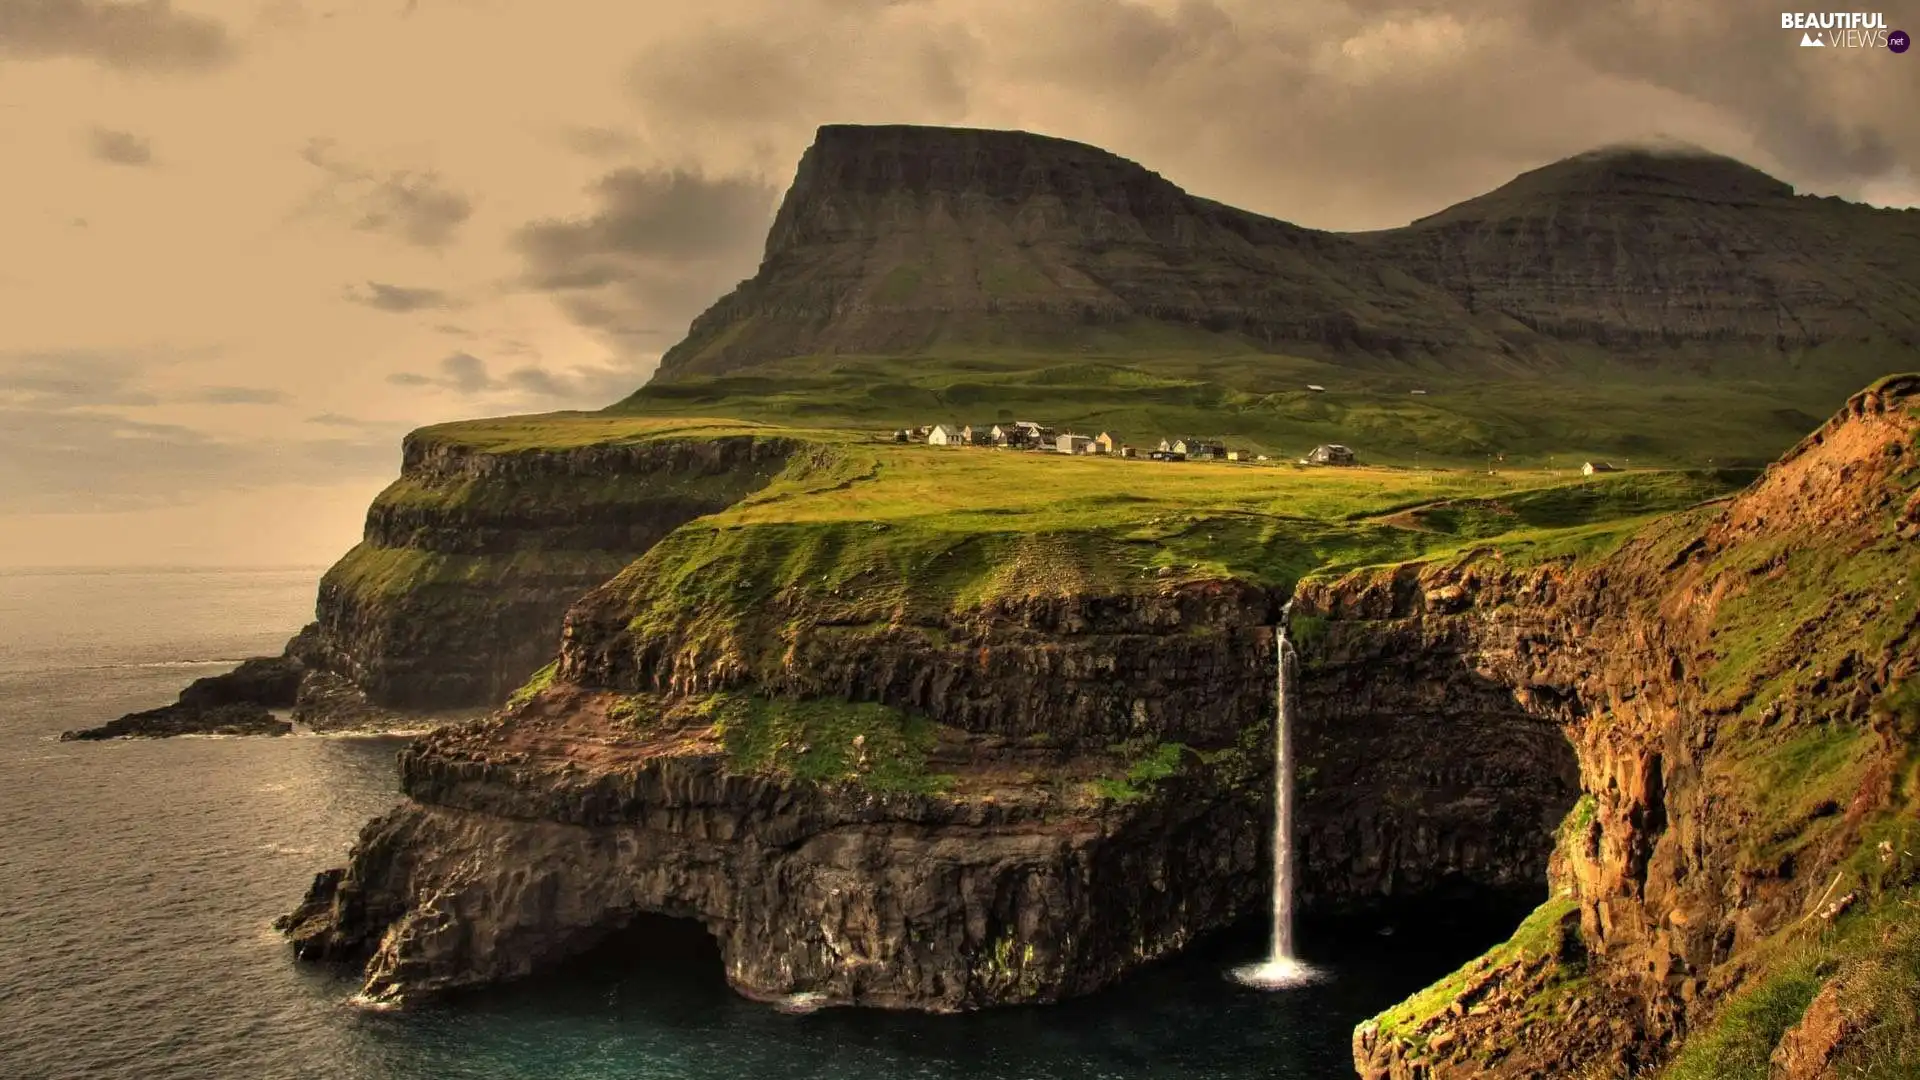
[60,625,488,741]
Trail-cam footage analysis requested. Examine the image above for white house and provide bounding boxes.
[1057,433,1094,455]
[928,424,962,447]
[1582,461,1620,476]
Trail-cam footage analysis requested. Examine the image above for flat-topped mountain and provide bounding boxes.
[654,126,1920,380]
[1358,145,1920,350]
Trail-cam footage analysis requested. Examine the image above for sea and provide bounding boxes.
[0,567,1507,1080]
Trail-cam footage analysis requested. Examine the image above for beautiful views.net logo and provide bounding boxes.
[1781,11,1909,50]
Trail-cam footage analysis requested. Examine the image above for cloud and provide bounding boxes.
[0,407,398,512]
[86,126,154,166]
[0,351,280,409]
[0,350,393,512]
[624,1,978,158]
[188,386,285,404]
[556,125,651,160]
[386,350,643,406]
[0,0,237,73]
[0,351,161,408]
[297,138,474,248]
[1477,0,1912,187]
[307,412,407,432]
[511,168,778,354]
[342,280,457,312]
[604,0,1919,230]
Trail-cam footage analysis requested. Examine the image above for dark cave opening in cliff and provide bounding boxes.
[1294,662,1585,979]
[535,913,733,997]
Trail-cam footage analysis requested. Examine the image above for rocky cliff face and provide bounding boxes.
[280,690,1264,1011]
[1337,374,1920,1078]
[653,127,1920,380]
[1292,611,1582,913]
[305,431,798,712]
[281,544,1596,1012]
[281,583,1281,1009]
[89,429,803,736]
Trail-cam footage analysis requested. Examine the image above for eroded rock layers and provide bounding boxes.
[281,551,1598,1012]
[1341,375,1920,1078]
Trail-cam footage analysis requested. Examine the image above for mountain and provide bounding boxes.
[652,126,1920,381]
[656,124,1518,377]
[1356,145,1920,351]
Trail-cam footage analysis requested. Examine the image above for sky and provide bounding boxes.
[1,0,1916,568]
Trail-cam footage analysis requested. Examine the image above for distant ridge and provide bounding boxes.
[651,124,1920,381]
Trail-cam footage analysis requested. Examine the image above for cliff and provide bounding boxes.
[1335,374,1920,1077]
[305,424,799,711]
[653,127,1920,380]
[279,570,1289,1007]
[276,376,1920,1076]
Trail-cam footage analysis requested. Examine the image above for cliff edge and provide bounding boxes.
[1334,374,1920,1077]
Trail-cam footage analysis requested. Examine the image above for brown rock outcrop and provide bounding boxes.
[1344,375,1920,1078]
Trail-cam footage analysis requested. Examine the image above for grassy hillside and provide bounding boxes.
[450,420,1750,655]
[616,343,1904,470]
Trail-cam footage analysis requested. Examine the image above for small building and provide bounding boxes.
[1119,446,1137,459]
[891,429,911,443]
[1057,433,1094,455]
[1582,461,1620,475]
[1307,384,1327,393]
[928,424,962,447]
[1008,421,1055,449]
[1226,450,1245,462]
[1181,440,1225,461]
[962,424,997,446]
[1094,432,1118,455]
[1308,443,1357,466]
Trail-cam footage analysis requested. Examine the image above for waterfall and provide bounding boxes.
[1233,620,1319,989]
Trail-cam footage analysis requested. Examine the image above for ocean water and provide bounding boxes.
[0,568,1509,1080]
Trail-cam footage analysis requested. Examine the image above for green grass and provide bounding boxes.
[1089,741,1189,803]
[1390,470,1754,537]
[506,661,558,709]
[1663,956,1829,1080]
[707,692,953,794]
[322,543,634,602]
[615,343,1910,469]
[1368,893,1582,1042]
[598,448,1740,689]
[411,413,793,453]
[1829,910,1920,1078]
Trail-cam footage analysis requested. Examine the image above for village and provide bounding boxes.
[889,422,1632,476]
[889,421,1360,466]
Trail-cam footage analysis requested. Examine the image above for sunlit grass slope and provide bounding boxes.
[614,341,1908,469]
